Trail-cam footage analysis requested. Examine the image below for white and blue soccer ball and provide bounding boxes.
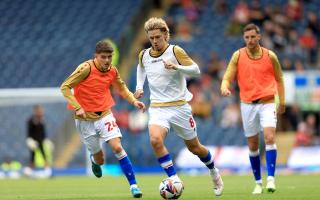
[159,177,184,199]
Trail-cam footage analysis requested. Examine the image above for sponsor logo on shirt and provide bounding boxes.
[151,58,163,63]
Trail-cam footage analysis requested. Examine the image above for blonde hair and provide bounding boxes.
[144,17,170,41]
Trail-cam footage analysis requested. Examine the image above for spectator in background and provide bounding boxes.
[188,79,211,119]
[295,122,313,146]
[263,5,275,21]
[280,104,302,131]
[306,11,320,40]
[226,0,249,36]
[284,29,303,61]
[183,0,200,22]
[175,20,193,42]
[25,104,52,177]
[299,28,318,65]
[285,104,302,131]
[260,20,275,50]
[226,17,244,36]
[295,114,317,146]
[281,57,294,71]
[165,16,177,37]
[293,60,305,72]
[272,24,287,52]
[213,0,229,16]
[220,103,241,128]
[249,0,265,27]
[207,51,222,79]
[233,0,250,26]
[286,0,303,21]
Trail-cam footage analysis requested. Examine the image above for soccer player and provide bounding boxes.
[60,40,145,198]
[134,17,224,196]
[221,23,285,194]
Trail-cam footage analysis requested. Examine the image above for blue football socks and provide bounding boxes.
[249,150,262,183]
[266,144,277,177]
[116,150,137,185]
[199,150,215,169]
[158,154,176,177]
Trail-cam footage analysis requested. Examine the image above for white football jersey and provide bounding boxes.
[141,45,193,103]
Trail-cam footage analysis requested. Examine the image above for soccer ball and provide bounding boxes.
[159,177,184,199]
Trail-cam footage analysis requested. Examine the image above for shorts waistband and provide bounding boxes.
[150,100,187,107]
[243,95,275,104]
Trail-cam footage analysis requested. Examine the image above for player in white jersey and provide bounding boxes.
[134,17,224,196]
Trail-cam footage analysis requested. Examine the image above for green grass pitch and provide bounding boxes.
[0,174,319,199]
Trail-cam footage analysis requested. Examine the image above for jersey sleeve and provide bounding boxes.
[173,45,200,76]
[60,63,90,110]
[221,50,239,91]
[111,67,137,104]
[269,50,285,105]
[138,50,146,68]
[173,45,194,66]
[136,50,147,91]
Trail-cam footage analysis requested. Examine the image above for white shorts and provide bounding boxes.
[75,113,122,154]
[148,104,197,140]
[240,103,277,137]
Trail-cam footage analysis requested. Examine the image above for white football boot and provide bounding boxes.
[210,168,224,196]
[252,183,263,194]
[266,177,276,193]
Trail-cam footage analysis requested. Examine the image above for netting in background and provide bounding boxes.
[0,88,81,167]
[0,102,72,164]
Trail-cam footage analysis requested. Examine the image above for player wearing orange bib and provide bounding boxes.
[221,23,285,194]
[61,40,145,198]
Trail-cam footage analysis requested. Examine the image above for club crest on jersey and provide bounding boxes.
[151,58,163,63]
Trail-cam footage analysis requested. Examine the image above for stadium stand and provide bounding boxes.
[0,0,142,88]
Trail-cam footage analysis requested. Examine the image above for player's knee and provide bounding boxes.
[247,139,259,151]
[150,137,164,150]
[111,145,123,154]
[248,143,259,151]
[187,145,201,155]
[264,135,275,144]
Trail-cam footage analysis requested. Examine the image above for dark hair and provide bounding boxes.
[95,40,114,54]
[243,23,260,34]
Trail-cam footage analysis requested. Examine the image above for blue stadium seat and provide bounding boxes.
[0,0,142,88]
